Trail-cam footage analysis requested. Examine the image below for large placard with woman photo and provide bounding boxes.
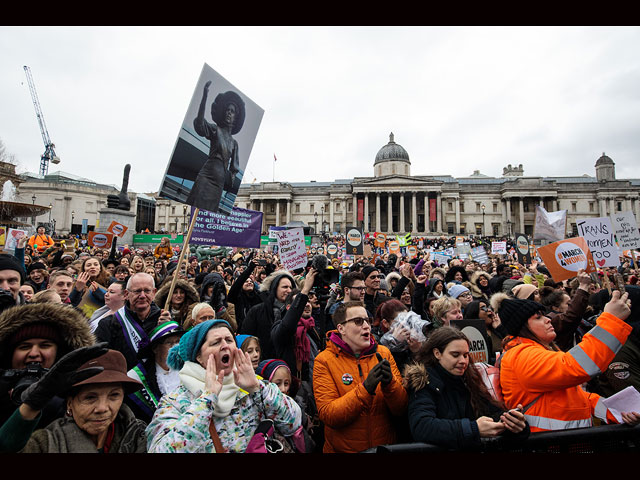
[159,63,264,215]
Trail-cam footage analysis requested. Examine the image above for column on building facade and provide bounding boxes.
[519,198,525,233]
[599,197,606,217]
[364,193,369,232]
[376,193,381,232]
[411,192,417,234]
[625,196,631,213]
[275,199,281,226]
[436,192,443,233]
[454,197,460,234]
[329,198,335,233]
[286,199,291,224]
[609,197,616,216]
[399,193,405,232]
[424,193,430,233]
[352,194,357,228]
[387,193,393,232]
[553,198,558,212]
[164,202,170,230]
[260,200,265,231]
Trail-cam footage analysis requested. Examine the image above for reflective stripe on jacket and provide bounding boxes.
[500,311,632,432]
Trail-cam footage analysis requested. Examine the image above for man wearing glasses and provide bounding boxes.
[313,301,408,453]
[361,265,390,320]
[325,271,368,331]
[95,272,172,369]
[448,284,473,315]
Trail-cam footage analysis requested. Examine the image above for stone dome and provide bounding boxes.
[374,132,410,165]
[595,152,614,166]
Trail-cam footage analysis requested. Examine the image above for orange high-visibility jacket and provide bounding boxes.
[28,233,54,253]
[313,331,408,453]
[500,311,632,432]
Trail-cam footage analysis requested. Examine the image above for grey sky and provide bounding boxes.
[1,26,639,196]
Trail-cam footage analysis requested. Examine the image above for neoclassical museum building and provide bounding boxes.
[235,133,640,238]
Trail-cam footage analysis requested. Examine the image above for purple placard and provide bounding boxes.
[189,206,262,248]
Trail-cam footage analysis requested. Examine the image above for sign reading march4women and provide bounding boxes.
[159,63,264,216]
[536,237,596,282]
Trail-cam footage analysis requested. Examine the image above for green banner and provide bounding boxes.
[260,235,312,247]
[133,234,184,244]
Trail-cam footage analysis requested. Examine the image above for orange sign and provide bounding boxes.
[407,245,418,258]
[88,231,114,249]
[107,221,128,238]
[389,240,400,255]
[374,232,386,248]
[536,237,596,282]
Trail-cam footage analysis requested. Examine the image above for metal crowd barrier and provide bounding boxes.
[362,423,640,453]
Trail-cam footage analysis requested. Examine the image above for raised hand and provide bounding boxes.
[604,290,631,321]
[233,349,260,394]
[204,354,224,396]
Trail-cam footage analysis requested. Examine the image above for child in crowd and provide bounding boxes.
[236,334,261,370]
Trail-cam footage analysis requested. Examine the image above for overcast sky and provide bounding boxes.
[1,26,639,197]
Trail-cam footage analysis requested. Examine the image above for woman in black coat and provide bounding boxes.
[227,259,262,331]
[403,326,529,451]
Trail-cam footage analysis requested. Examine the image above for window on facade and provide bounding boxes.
[448,202,453,212]
[270,204,275,213]
[571,202,577,213]
[459,202,465,213]
[617,201,622,212]
[523,201,529,213]
[295,203,300,213]
[492,223,499,236]
[348,202,352,212]
[493,203,498,213]
[572,223,578,236]
[336,202,340,212]
[589,202,595,212]
[447,223,455,234]
[475,224,482,235]
[310,203,314,212]
[171,206,175,215]
[476,203,481,213]
[459,224,466,234]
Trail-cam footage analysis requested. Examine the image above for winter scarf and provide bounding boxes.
[178,360,240,418]
[295,316,315,365]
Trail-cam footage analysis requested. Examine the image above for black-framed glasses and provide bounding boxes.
[480,306,493,312]
[348,286,366,291]
[341,317,370,327]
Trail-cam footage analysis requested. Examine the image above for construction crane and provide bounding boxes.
[23,65,60,176]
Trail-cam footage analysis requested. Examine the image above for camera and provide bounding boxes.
[308,255,340,303]
[0,288,17,313]
[1,362,48,405]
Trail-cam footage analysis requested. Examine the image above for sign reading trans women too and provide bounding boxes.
[274,228,308,271]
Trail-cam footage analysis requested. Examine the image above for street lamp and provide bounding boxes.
[320,206,324,233]
[481,204,486,236]
[183,205,187,233]
[506,219,512,237]
[31,194,36,227]
[314,212,318,234]
[71,210,75,233]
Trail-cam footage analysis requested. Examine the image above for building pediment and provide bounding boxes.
[353,175,443,189]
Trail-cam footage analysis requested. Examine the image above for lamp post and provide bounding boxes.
[481,204,486,237]
[506,219,512,237]
[31,194,36,227]
[314,212,318,234]
[183,205,187,233]
[71,210,75,234]
[320,206,324,233]
[51,219,56,237]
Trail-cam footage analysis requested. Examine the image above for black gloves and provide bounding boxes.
[363,353,394,395]
[21,343,109,411]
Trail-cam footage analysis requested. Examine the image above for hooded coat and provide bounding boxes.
[0,303,95,452]
[469,271,492,302]
[312,330,408,453]
[199,272,237,332]
[227,261,261,331]
[239,271,296,361]
[153,278,200,326]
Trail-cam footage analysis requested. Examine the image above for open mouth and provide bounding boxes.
[220,353,231,366]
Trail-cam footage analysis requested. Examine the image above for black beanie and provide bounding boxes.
[361,265,378,280]
[495,296,545,336]
[0,254,25,283]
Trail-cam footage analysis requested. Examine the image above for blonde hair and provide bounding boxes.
[431,296,462,322]
[31,290,62,304]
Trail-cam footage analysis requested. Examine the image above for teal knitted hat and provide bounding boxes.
[167,319,232,370]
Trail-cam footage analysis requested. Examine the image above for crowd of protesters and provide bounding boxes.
[0,226,639,454]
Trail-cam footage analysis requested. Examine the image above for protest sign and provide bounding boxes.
[159,63,264,216]
[451,319,490,364]
[5,228,27,252]
[345,226,363,255]
[534,206,567,243]
[432,251,451,266]
[327,244,338,258]
[190,206,262,248]
[536,237,596,282]
[612,211,640,250]
[455,236,464,245]
[576,216,621,268]
[407,245,418,259]
[471,246,489,264]
[389,240,400,255]
[363,244,372,258]
[456,242,471,259]
[273,228,307,271]
[107,221,128,238]
[88,232,113,249]
[0,227,5,246]
[491,241,507,254]
[374,232,386,248]
[514,233,531,265]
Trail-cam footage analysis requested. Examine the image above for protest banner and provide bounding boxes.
[471,246,489,264]
[456,242,471,259]
[189,206,262,248]
[491,241,507,254]
[389,240,400,255]
[374,232,386,248]
[159,63,264,216]
[363,244,373,258]
[534,206,567,243]
[5,228,27,252]
[455,236,464,245]
[273,227,307,271]
[432,251,451,266]
[514,233,531,265]
[88,231,114,249]
[536,237,596,282]
[612,211,640,250]
[327,243,338,258]
[407,245,418,259]
[107,221,128,238]
[450,319,491,364]
[345,226,363,255]
[397,233,411,247]
[576,216,621,268]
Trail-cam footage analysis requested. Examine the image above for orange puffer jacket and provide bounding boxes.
[500,311,632,432]
[313,330,408,453]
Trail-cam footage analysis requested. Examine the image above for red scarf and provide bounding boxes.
[295,316,315,365]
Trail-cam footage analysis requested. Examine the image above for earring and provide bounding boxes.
[66,408,72,416]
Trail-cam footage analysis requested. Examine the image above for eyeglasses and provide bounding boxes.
[341,317,371,327]
[459,292,472,298]
[480,306,493,312]
[348,286,366,291]
[128,288,154,296]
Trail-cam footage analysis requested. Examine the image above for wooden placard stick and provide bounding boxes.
[164,207,199,311]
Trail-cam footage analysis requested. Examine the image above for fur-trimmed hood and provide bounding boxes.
[385,271,401,286]
[470,270,491,286]
[154,278,200,309]
[429,267,446,279]
[259,270,295,296]
[0,303,95,368]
